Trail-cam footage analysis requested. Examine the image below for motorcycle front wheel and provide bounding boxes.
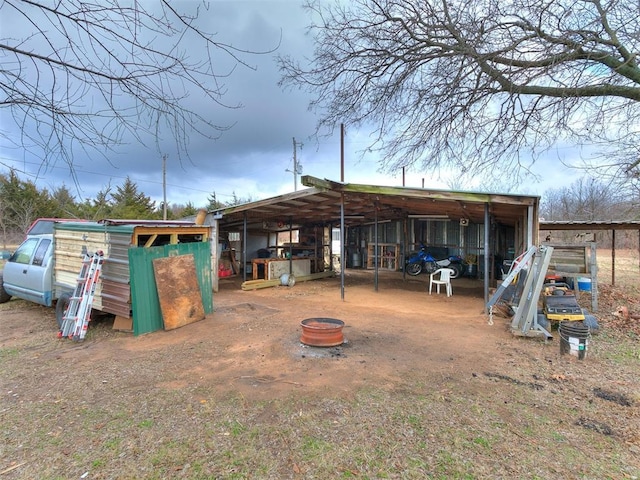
[406,263,423,276]
[449,264,465,279]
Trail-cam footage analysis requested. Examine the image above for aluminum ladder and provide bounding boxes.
[58,251,104,341]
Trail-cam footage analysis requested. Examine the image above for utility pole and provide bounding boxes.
[162,154,167,220]
[287,137,303,191]
[340,123,344,182]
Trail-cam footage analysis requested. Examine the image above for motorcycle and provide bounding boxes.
[405,243,465,278]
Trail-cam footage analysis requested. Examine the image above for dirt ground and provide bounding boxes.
[1,268,639,478]
[3,271,498,400]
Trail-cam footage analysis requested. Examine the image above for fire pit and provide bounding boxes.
[300,318,345,347]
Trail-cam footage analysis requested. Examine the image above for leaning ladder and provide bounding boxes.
[509,246,554,338]
[58,251,104,342]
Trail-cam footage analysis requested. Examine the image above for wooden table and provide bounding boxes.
[252,258,270,280]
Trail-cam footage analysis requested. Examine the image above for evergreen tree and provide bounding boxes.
[50,184,81,218]
[180,202,199,217]
[206,192,224,211]
[110,177,157,219]
[228,191,254,206]
[78,185,114,220]
[0,169,55,233]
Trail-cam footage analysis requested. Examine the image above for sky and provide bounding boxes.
[0,1,586,209]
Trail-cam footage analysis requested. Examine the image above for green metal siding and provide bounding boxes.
[129,242,213,336]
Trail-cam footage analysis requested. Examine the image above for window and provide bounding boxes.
[9,238,39,264]
[27,219,56,235]
[331,228,341,254]
[276,230,299,245]
[32,239,51,266]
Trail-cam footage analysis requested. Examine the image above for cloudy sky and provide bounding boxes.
[0,1,584,209]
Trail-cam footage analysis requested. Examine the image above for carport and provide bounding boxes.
[208,175,540,305]
[540,219,640,287]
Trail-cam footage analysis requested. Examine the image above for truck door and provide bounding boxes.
[3,236,53,306]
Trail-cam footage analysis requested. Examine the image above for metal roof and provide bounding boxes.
[540,220,640,231]
[54,219,203,234]
[214,175,540,230]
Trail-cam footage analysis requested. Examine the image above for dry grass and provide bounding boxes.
[2,343,639,478]
[597,248,640,300]
[1,308,639,480]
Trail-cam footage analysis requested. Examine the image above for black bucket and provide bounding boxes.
[559,322,590,360]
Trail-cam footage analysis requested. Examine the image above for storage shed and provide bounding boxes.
[53,220,213,335]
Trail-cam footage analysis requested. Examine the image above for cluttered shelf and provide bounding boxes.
[366,243,400,271]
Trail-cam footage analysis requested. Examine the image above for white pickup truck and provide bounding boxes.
[0,218,83,314]
[0,219,213,331]
[0,233,55,308]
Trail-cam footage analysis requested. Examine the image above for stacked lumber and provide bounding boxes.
[241,271,335,290]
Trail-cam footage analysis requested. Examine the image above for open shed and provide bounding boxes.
[540,219,640,289]
[207,175,540,304]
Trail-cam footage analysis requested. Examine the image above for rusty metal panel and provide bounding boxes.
[153,254,205,330]
[100,231,133,317]
[100,278,131,318]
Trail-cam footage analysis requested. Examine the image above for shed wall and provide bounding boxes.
[53,227,109,311]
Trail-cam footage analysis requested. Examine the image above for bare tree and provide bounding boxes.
[1,1,273,180]
[540,176,637,246]
[541,177,622,221]
[278,0,640,187]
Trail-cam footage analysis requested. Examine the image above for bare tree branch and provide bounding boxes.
[278,0,640,187]
[0,0,278,176]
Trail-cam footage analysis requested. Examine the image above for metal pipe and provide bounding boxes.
[484,203,490,312]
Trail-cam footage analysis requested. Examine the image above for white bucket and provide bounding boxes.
[280,273,296,287]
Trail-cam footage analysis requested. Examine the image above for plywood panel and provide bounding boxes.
[152,254,205,331]
[268,258,311,280]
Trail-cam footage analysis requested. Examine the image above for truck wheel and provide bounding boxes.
[55,292,72,329]
[0,272,12,303]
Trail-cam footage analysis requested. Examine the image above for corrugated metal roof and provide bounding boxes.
[540,220,640,231]
[214,175,539,230]
[56,221,134,234]
[100,219,196,226]
[56,220,202,234]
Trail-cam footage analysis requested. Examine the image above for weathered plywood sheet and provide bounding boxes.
[152,254,205,331]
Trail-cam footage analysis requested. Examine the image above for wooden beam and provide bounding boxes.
[240,271,335,290]
[612,229,616,287]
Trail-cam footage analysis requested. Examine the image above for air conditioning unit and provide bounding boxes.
[460,218,469,226]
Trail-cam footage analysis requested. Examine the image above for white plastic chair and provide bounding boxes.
[429,268,454,297]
